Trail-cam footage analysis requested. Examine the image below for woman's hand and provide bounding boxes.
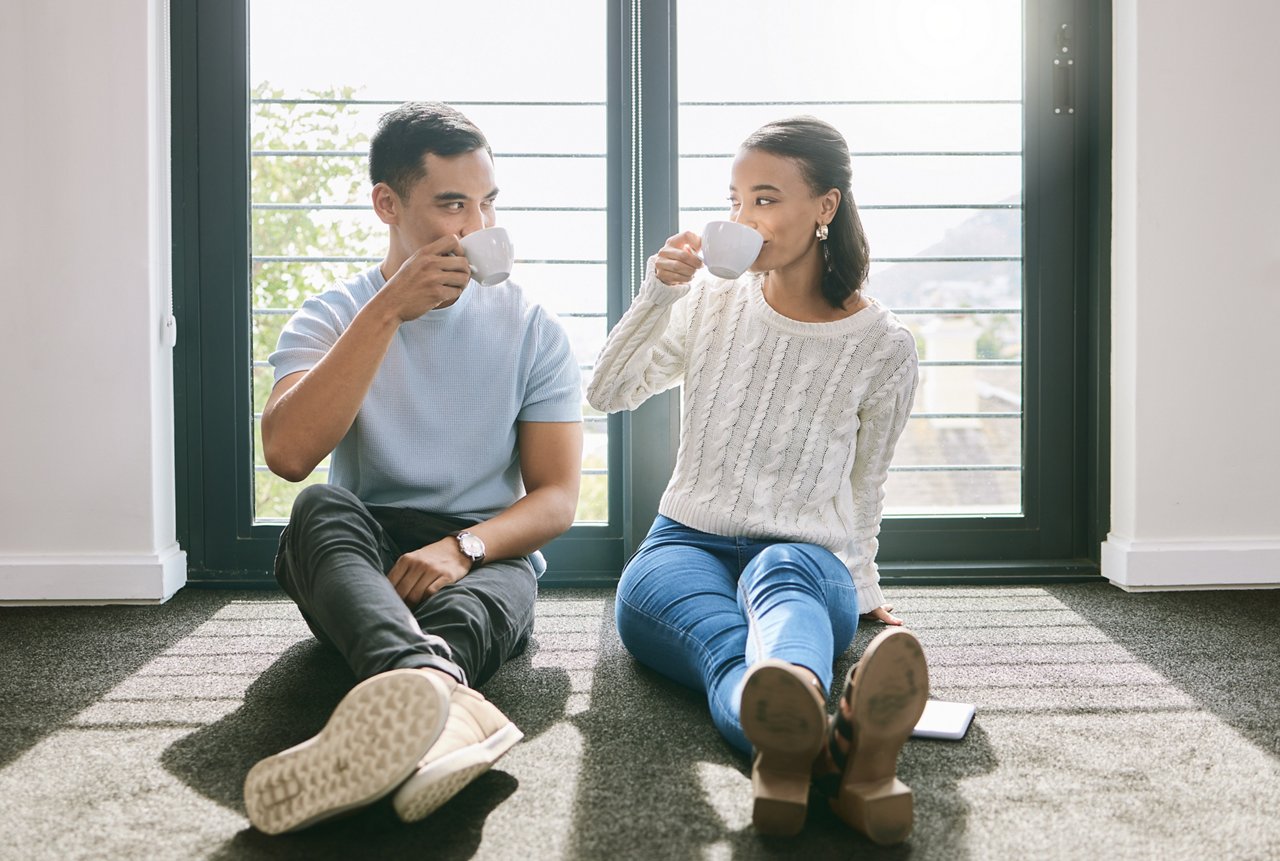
[654,231,704,286]
[861,604,903,626]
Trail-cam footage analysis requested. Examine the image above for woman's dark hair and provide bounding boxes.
[369,102,492,199]
[741,116,870,309]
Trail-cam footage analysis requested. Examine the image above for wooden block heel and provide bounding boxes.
[740,660,828,837]
[750,760,812,836]
[832,776,915,846]
[826,629,929,845]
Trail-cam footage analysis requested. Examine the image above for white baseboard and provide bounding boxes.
[0,544,186,604]
[1101,534,1280,591]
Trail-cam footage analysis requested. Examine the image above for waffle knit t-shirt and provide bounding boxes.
[271,266,582,524]
[586,263,918,614]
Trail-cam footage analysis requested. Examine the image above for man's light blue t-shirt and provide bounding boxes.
[270,266,582,522]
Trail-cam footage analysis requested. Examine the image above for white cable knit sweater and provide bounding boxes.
[586,264,919,614]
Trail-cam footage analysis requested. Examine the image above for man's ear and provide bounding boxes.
[371,182,400,226]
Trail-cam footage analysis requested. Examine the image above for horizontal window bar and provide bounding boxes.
[249,255,1011,265]
[256,406,1017,426]
[252,150,605,159]
[253,307,1022,319]
[251,203,608,212]
[893,308,1021,315]
[918,359,1020,367]
[682,204,1023,212]
[682,151,1021,159]
[910,412,1021,420]
[874,256,1020,263]
[253,99,607,107]
[250,256,606,265]
[250,98,1019,108]
[254,412,612,424]
[253,464,607,476]
[249,410,1021,423]
[679,99,1022,106]
[251,149,1017,160]
[251,202,1019,213]
[245,310,601,320]
[888,464,1022,473]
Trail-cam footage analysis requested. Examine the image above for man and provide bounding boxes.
[243,102,583,835]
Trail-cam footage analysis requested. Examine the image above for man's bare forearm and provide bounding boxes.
[465,485,579,563]
[262,296,401,481]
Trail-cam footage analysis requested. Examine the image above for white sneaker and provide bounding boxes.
[244,668,450,834]
[392,684,524,823]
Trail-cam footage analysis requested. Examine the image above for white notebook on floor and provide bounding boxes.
[911,700,976,740]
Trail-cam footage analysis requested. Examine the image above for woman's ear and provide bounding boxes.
[371,182,400,226]
[819,188,841,224]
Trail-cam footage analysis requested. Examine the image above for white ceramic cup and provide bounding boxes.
[701,221,764,279]
[458,226,515,286]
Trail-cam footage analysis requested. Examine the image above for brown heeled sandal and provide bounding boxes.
[740,659,828,837]
[819,628,929,845]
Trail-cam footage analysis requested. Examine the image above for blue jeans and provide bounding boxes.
[616,515,860,755]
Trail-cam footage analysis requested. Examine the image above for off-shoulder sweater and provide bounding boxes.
[586,265,919,613]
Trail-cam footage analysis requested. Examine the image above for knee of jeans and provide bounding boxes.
[616,593,663,662]
[289,484,358,532]
[744,543,833,586]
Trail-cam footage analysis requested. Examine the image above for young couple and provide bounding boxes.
[248,101,930,845]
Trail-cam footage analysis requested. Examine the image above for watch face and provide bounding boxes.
[459,533,485,559]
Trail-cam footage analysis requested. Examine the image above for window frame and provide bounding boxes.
[172,0,1109,585]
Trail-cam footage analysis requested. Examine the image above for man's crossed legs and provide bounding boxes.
[243,485,536,834]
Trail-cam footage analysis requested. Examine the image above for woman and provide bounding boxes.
[586,117,930,844]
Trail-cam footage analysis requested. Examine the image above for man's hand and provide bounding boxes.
[379,234,472,322]
[387,538,472,605]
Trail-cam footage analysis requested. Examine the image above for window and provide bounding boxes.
[174,0,1107,583]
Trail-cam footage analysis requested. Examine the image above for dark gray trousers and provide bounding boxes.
[274,484,537,689]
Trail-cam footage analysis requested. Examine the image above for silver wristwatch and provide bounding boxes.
[454,531,486,567]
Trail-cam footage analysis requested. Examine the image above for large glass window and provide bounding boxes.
[174,0,1105,583]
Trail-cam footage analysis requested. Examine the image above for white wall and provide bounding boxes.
[1105,0,1280,589]
[0,0,184,602]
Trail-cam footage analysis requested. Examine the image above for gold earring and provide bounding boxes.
[816,223,829,241]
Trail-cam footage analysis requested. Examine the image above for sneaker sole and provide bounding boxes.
[831,629,929,845]
[392,721,524,823]
[740,660,827,837]
[244,669,449,835]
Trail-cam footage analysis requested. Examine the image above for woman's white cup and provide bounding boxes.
[458,226,515,286]
[701,221,764,279]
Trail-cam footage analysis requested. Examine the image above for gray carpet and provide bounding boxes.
[1,583,1278,860]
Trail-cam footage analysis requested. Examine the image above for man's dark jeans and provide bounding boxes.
[274,484,536,688]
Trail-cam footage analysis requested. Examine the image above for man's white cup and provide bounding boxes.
[459,226,515,286]
[701,221,764,279]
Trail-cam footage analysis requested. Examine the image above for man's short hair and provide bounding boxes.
[369,102,492,199]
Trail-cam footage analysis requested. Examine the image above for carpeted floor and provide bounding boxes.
[1,583,1278,860]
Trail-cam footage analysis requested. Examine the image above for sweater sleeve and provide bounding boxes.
[839,342,919,615]
[585,256,693,413]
